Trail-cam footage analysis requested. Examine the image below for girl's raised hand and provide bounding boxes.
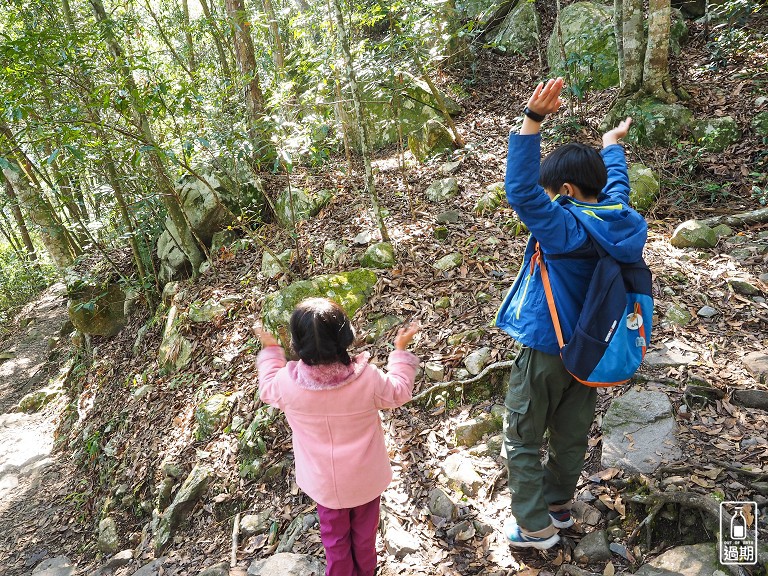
[253,324,279,348]
[394,322,420,351]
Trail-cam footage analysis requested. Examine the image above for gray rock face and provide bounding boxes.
[743,351,768,384]
[426,177,459,203]
[153,465,212,553]
[601,389,682,474]
[198,562,229,576]
[97,517,119,554]
[130,558,165,576]
[628,164,659,212]
[490,0,540,55]
[573,529,611,563]
[247,554,304,576]
[691,115,740,152]
[441,453,483,496]
[428,487,459,520]
[408,118,455,163]
[455,411,502,447]
[274,188,333,228]
[241,510,273,537]
[671,220,717,248]
[157,305,194,372]
[32,556,75,576]
[547,2,618,90]
[644,341,699,367]
[732,389,768,411]
[359,242,396,269]
[383,517,421,558]
[464,347,491,375]
[634,543,721,576]
[67,282,126,337]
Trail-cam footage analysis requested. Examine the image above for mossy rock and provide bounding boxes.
[359,242,396,269]
[195,393,235,441]
[628,164,659,212]
[408,119,456,163]
[752,111,768,137]
[547,2,618,91]
[670,220,717,248]
[158,305,194,372]
[262,269,378,337]
[603,98,693,147]
[19,387,62,413]
[489,0,541,55]
[474,182,506,215]
[690,116,741,152]
[67,282,126,337]
[274,187,333,228]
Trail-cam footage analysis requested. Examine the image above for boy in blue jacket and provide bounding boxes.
[495,78,647,549]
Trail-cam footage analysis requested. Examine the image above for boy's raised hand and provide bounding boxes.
[527,77,565,117]
[603,117,632,147]
[394,322,420,351]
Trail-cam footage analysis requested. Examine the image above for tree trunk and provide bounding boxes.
[642,0,676,102]
[262,0,285,71]
[2,167,75,269]
[225,0,266,129]
[199,0,233,80]
[329,0,389,241]
[181,0,197,72]
[89,0,205,275]
[3,174,38,260]
[619,0,644,93]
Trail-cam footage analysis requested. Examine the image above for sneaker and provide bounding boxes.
[549,509,574,529]
[504,518,560,550]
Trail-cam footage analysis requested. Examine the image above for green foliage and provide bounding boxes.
[706,0,763,69]
[0,244,57,320]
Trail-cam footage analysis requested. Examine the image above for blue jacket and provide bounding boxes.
[495,133,648,355]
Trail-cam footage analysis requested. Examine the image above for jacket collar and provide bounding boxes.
[294,352,370,390]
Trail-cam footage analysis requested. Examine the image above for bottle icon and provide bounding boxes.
[731,509,747,540]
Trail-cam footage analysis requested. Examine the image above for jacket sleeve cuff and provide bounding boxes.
[257,345,286,363]
[387,350,420,369]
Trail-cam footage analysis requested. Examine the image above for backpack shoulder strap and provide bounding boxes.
[535,242,566,350]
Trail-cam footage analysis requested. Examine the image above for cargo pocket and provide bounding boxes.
[504,346,532,444]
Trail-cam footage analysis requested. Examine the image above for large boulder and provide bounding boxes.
[690,115,741,152]
[261,269,378,336]
[153,465,212,553]
[489,0,541,55]
[547,2,618,91]
[408,119,456,163]
[604,98,693,147]
[158,305,194,372]
[67,281,126,337]
[157,167,266,283]
[341,72,462,151]
[628,164,660,212]
[274,188,333,228]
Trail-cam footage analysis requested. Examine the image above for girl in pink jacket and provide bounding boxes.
[255,297,420,576]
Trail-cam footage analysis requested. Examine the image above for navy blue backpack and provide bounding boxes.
[535,241,653,387]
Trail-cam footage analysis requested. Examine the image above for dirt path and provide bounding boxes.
[0,284,74,575]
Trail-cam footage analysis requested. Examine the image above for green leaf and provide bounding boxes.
[46,149,61,165]
[64,144,85,161]
[0,157,18,172]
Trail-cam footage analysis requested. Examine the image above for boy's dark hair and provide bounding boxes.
[289,297,354,365]
[539,143,607,199]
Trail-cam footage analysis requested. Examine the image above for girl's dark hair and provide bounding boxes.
[289,298,354,365]
[539,143,607,199]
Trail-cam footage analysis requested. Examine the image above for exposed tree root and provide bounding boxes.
[411,360,516,404]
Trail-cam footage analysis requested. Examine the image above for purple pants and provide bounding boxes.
[316,496,380,576]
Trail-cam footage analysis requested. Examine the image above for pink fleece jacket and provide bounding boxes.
[257,346,419,509]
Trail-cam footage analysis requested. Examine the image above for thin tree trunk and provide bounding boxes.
[181,0,197,72]
[0,210,25,258]
[262,0,285,71]
[3,175,37,260]
[324,0,352,175]
[199,0,233,80]
[642,0,676,102]
[620,0,644,93]
[329,0,389,241]
[225,0,266,129]
[144,0,196,82]
[2,166,75,269]
[89,0,205,275]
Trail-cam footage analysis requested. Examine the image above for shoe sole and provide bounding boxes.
[507,533,560,550]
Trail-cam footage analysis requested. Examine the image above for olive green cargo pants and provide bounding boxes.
[504,346,597,532]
